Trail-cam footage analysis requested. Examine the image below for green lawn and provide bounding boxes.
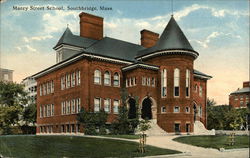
[0,135,180,158]
[173,135,249,150]
[100,134,140,139]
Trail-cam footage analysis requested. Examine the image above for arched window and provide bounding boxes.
[94,70,101,84]
[174,68,180,97]
[104,71,111,85]
[186,69,190,97]
[161,69,167,97]
[113,72,120,87]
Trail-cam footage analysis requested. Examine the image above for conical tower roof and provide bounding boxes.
[137,16,198,59]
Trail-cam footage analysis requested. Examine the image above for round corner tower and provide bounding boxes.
[136,16,199,133]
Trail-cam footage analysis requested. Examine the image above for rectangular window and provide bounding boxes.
[174,106,180,113]
[71,124,75,133]
[130,78,133,86]
[185,107,190,113]
[161,69,167,97]
[51,81,54,93]
[76,70,81,86]
[240,101,244,107]
[61,102,64,115]
[161,106,166,113]
[77,124,80,132]
[240,96,243,100]
[94,98,101,112]
[61,125,65,133]
[147,77,151,86]
[113,100,119,114]
[61,76,65,90]
[152,77,155,87]
[66,101,71,114]
[125,79,128,87]
[133,77,136,85]
[44,105,47,117]
[43,84,46,95]
[76,98,81,113]
[51,104,54,116]
[71,99,75,114]
[104,99,111,113]
[47,82,51,94]
[40,106,43,118]
[66,74,71,88]
[174,69,180,97]
[40,85,42,96]
[186,69,190,97]
[142,77,146,86]
[71,72,75,87]
[199,86,203,97]
[234,96,238,100]
[47,104,51,117]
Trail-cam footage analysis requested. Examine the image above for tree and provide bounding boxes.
[207,98,216,107]
[0,81,34,134]
[22,102,37,125]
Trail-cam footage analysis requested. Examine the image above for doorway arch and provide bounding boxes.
[140,97,157,120]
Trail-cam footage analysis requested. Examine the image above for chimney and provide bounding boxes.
[140,29,159,48]
[243,81,250,88]
[79,12,103,40]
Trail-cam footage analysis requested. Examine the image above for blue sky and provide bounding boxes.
[0,0,249,104]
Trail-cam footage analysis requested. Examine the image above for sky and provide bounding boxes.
[0,0,249,105]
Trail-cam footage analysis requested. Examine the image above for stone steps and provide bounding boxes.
[144,119,168,136]
[194,121,215,135]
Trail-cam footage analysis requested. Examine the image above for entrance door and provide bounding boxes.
[141,97,152,120]
[174,123,180,134]
[128,98,136,119]
[193,104,197,121]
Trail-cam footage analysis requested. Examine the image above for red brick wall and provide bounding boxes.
[79,12,103,40]
[140,29,159,48]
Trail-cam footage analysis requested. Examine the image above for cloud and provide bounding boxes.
[0,0,7,3]
[15,45,38,53]
[191,31,242,48]
[23,35,53,43]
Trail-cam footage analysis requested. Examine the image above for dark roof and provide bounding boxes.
[53,27,97,49]
[230,87,250,95]
[84,37,144,61]
[194,69,212,79]
[122,62,159,71]
[137,16,196,57]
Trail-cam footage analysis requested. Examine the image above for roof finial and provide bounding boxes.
[67,24,69,28]
[171,0,174,17]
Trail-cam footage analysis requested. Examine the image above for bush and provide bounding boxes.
[77,108,108,135]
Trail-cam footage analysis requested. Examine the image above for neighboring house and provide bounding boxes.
[0,68,13,82]
[229,81,250,108]
[33,12,211,134]
[21,76,37,105]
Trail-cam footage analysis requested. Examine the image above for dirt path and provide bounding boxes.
[145,136,249,158]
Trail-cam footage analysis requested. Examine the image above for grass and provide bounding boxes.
[100,134,140,139]
[173,135,249,150]
[0,135,180,158]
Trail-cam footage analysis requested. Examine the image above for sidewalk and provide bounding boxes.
[145,136,249,158]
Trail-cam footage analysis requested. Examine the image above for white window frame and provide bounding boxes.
[94,70,101,85]
[66,101,71,114]
[199,85,203,97]
[113,72,120,87]
[51,81,54,93]
[186,69,190,97]
[61,76,65,90]
[113,100,119,114]
[66,73,71,88]
[40,106,43,118]
[51,104,54,116]
[174,68,180,97]
[76,70,81,86]
[71,99,75,114]
[161,69,167,98]
[71,72,75,87]
[104,71,111,86]
[161,106,166,113]
[44,105,46,117]
[104,99,111,113]
[152,77,155,87]
[174,106,180,113]
[94,98,101,112]
[142,77,146,86]
[40,85,42,96]
[185,106,190,113]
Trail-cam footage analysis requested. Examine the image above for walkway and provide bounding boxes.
[145,136,249,158]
